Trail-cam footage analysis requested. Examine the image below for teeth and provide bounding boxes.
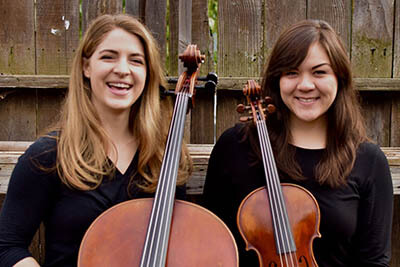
[298,98,316,103]
[108,82,130,89]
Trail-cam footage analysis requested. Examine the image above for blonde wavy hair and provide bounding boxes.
[54,14,191,192]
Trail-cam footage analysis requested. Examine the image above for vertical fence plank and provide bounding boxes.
[217,0,263,77]
[125,0,146,19]
[395,0,400,77]
[216,0,263,138]
[82,0,123,34]
[190,0,214,144]
[168,0,179,76]
[264,0,306,58]
[392,95,400,146]
[36,0,79,75]
[0,90,36,140]
[307,0,351,49]
[352,0,394,77]
[144,0,167,63]
[0,0,35,74]
[360,92,391,146]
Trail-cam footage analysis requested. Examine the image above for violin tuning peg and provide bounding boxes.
[239,116,252,122]
[264,96,273,104]
[266,104,276,114]
[236,104,251,113]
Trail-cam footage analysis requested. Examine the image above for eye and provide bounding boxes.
[282,71,298,77]
[100,55,114,60]
[314,70,326,75]
[130,57,145,65]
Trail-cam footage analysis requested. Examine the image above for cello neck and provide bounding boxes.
[140,45,203,267]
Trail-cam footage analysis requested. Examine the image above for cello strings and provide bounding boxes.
[140,89,190,266]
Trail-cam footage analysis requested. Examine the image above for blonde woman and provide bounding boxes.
[0,14,191,267]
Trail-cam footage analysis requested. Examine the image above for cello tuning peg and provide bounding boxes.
[266,104,276,114]
[239,116,252,122]
[236,104,251,113]
[197,72,218,84]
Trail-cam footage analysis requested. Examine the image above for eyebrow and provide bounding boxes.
[312,63,331,70]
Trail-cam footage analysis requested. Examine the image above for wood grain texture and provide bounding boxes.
[144,0,167,63]
[264,0,306,59]
[81,0,123,34]
[392,95,400,146]
[352,0,394,77]
[218,0,263,77]
[0,90,36,141]
[216,90,245,139]
[394,0,400,77]
[307,0,351,49]
[125,0,145,19]
[360,91,392,146]
[190,0,215,144]
[35,0,79,75]
[0,0,35,74]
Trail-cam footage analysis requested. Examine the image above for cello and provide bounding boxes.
[236,80,321,266]
[78,45,238,266]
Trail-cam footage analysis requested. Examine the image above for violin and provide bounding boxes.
[77,45,238,266]
[236,80,321,266]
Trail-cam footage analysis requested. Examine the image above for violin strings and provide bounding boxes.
[256,110,298,267]
[262,120,299,267]
[258,120,296,267]
[140,89,190,267]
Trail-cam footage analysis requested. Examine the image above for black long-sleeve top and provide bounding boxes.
[202,124,393,267]
[0,136,185,267]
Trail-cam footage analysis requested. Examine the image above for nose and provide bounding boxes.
[113,58,130,76]
[297,74,315,91]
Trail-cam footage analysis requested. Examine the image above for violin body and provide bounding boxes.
[79,199,238,266]
[237,184,320,266]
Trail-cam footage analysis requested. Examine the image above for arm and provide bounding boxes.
[355,145,393,266]
[0,139,57,267]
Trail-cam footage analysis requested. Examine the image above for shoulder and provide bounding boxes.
[355,142,387,165]
[19,133,58,168]
[352,142,392,193]
[215,123,246,147]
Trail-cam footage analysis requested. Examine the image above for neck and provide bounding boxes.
[289,115,327,149]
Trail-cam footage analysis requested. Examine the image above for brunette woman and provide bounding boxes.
[203,19,393,266]
[0,14,191,267]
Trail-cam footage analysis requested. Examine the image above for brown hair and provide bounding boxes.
[246,19,367,187]
[54,14,191,192]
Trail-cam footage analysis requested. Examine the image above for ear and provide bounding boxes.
[82,57,91,78]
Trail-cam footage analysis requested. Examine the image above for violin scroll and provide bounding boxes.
[237,80,276,123]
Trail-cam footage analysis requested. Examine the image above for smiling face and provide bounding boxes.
[279,42,338,127]
[83,28,147,116]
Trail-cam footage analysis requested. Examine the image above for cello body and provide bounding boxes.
[79,199,238,266]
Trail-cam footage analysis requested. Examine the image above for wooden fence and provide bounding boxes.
[0,0,399,265]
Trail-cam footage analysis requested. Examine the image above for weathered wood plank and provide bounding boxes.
[35,0,80,75]
[81,0,123,34]
[307,0,351,49]
[125,0,145,19]
[216,90,245,139]
[0,0,35,75]
[0,90,36,141]
[394,0,400,78]
[264,0,306,60]
[392,96,400,146]
[190,0,215,144]
[218,0,264,77]
[352,0,394,77]
[360,91,392,146]
[144,0,167,63]
[1,75,400,91]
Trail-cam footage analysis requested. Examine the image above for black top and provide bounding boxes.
[202,124,393,267]
[0,136,185,267]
